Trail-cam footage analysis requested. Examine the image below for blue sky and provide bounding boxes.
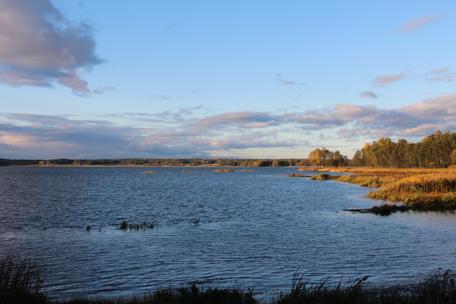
[0,0,455,159]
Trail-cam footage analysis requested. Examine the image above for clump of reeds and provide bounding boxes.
[150,284,257,304]
[289,173,310,178]
[275,272,369,304]
[119,221,154,231]
[310,174,335,181]
[213,169,235,173]
[0,257,46,304]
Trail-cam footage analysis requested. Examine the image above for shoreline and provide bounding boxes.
[303,167,456,215]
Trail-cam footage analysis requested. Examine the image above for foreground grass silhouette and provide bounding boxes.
[3,257,456,304]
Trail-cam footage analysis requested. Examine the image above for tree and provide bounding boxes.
[451,149,456,166]
[351,150,366,166]
[308,148,348,167]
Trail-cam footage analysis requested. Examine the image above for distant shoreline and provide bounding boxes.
[0,158,310,168]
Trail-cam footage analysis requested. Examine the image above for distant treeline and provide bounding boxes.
[0,159,39,166]
[2,131,456,168]
[0,158,310,167]
[351,131,456,168]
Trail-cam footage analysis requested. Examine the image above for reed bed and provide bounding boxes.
[336,175,400,188]
[368,174,456,206]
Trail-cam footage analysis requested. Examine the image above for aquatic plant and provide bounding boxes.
[288,173,310,178]
[119,221,154,231]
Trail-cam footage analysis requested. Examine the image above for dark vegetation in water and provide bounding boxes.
[3,257,456,304]
[310,174,337,181]
[288,173,310,178]
[345,204,409,216]
[213,169,235,173]
[119,221,154,231]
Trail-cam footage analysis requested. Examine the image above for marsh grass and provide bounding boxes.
[368,174,456,208]
[304,167,456,214]
[336,174,401,188]
[0,257,46,304]
[275,273,369,304]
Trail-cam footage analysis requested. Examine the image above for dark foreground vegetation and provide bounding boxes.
[3,257,456,304]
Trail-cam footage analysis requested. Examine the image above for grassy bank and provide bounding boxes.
[2,257,456,304]
[304,167,456,215]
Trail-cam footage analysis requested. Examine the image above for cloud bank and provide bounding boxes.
[0,0,101,94]
[1,94,455,158]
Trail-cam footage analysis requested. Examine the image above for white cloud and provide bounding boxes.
[0,0,101,94]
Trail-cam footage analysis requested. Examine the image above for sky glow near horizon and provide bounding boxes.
[0,0,456,159]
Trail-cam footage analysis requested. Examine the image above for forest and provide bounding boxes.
[306,131,456,168]
[350,131,456,168]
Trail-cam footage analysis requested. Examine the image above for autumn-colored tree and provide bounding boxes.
[351,131,456,168]
[308,148,348,166]
[451,149,456,166]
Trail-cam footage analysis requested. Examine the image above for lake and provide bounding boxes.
[1,166,456,300]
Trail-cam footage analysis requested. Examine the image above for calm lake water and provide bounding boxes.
[1,166,456,300]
